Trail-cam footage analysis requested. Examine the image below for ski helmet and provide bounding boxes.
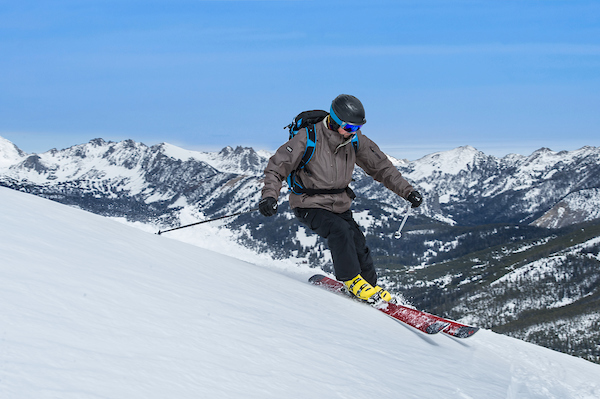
[330,94,367,125]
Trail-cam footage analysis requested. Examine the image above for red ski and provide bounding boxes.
[309,274,478,338]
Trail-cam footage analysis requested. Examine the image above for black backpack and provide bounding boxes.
[284,110,358,196]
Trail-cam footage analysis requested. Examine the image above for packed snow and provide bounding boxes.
[1,186,600,399]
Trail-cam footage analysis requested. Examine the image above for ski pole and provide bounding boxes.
[394,206,411,239]
[157,208,258,235]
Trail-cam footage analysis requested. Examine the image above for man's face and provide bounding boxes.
[337,126,354,139]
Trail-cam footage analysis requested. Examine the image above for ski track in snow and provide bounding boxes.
[1,186,600,399]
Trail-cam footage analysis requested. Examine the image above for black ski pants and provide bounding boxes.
[293,208,377,286]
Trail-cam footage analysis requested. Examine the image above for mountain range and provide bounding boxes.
[1,134,599,364]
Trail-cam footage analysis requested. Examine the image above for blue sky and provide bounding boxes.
[1,0,599,160]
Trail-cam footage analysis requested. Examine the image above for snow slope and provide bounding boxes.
[1,186,599,399]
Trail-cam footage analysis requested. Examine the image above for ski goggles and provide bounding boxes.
[329,108,363,133]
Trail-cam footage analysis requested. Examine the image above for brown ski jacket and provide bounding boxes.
[262,118,414,213]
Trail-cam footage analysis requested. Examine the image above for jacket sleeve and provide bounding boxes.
[355,134,414,199]
[261,131,307,200]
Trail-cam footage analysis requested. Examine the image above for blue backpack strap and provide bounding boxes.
[298,124,316,170]
[287,124,317,194]
[351,134,359,152]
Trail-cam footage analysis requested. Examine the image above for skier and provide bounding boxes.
[259,94,422,303]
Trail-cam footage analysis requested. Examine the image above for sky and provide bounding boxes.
[1,0,599,160]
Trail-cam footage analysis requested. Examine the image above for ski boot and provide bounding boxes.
[344,275,393,304]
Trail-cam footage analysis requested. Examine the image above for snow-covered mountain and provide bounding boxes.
[8,136,600,273]
[2,137,599,228]
[2,135,600,364]
[0,138,264,226]
[0,135,26,167]
[531,188,600,229]
[398,145,600,225]
[2,186,600,398]
[2,136,600,284]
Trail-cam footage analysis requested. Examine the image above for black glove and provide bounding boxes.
[407,191,423,208]
[259,197,278,217]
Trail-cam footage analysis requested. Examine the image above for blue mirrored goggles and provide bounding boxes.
[341,123,362,133]
[329,109,363,133]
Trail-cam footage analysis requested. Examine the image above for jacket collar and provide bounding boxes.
[322,118,355,153]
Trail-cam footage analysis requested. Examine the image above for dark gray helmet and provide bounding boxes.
[330,94,366,125]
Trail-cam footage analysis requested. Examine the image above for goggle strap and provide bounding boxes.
[329,108,346,127]
[330,107,362,132]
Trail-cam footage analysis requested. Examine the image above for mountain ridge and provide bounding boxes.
[3,135,599,228]
[2,135,600,363]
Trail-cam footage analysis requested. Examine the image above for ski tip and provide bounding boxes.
[448,326,480,338]
[425,321,451,334]
[308,274,327,284]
